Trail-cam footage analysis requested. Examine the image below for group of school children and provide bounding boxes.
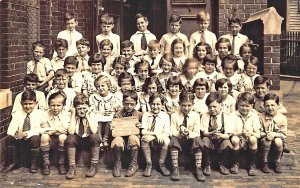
[1,10,289,182]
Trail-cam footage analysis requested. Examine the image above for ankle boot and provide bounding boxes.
[248,149,257,176]
[230,150,240,174]
[218,149,229,175]
[158,148,171,176]
[66,147,76,179]
[66,165,76,179]
[261,149,270,173]
[273,150,283,173]
[170,150,180,181]
[30,148,40,173]
[113,148,122,177]
[283,142,290,153]
[58,146,67,175]
[203,148,211,176]
[142,143,152,177]
[41,149,50,175]
[194,150,205,182]
[1,146,17,173]
[86,163,98,177]
[125,147,139,177]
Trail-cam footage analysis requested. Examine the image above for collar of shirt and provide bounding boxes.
[148,111,163,119]
[94,92,113,102]
[136,30,151,34]
[198,30,207,34]
[236,110,254,120]
[55,56,65,61]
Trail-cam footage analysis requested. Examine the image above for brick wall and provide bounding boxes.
[218,0,268,36]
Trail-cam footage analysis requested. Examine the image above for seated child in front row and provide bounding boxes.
[140,93,171,177]
[65,94,100,179]
[112,90,142,177]
[259,93,287,174]
[89,75,122,149]
[1,90,43,173]
[229,92,261,176]
[40,92,69,175]
[169,91,204,182]
[12,73,46,114]
[200,92,233,176]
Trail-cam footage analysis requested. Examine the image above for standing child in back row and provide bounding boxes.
[56,13,82,57]
[189,11,217,57]
[220,8,248,57]
[96,14,120,57]
[160,14,189,56]
[130,13,156,56]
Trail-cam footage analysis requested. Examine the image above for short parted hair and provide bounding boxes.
[100,14,114,25]
[76,38,90,47]
[182,58,199,75]
[55,38,68,49]
[32,41,46,51]
[197,11,210,22]
[148,40,160,50]
[94,75,112,88]
[159,53,173,68]
[135,13,148,22]
[215,78,233,91]
[166,75,183,90]
[24,73,39,84]
[55,69,68,78]
[88,53,105,69]
[74,93,89,107]
[142,76,164,94]
[21,90,36,102]
[99,39,113,50]
[118,72,135,87]
[169,14,182,24]
[64,56,79,68]
[112,56,129,70]
[221,54,239,71]
[134,59,151,75]
[48,91,67,106]
[193,42,212,59]
[171,38,185,56]
[254,76,271,87]
[228,16,242,26]
[205,92,222,106]
[237,92,254,105]
[216,38,231,51]
[264,93,279,105]
[123,90,138,102]
[203,54,217,66]
[244,56,259,70]
[179,91,195,103]
[193,78,209,92]
[239,43,254,57]
[121,40,134,51]
[64,12,77,22]
[149,92,166,105]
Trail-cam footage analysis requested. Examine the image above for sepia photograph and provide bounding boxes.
[0,0,299,187]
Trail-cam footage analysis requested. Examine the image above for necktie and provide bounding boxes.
[151,58,155,66]
[69,31,73,45]
[68,76,72,88]
[23,114,31,132]
[182,115,188,127]
[200,32,206,43]
[150,115,157,132]
[210,116,218,131]
[232,35,236,54]
[33,61,38,74]
[81,57,86,69]
[78,118,84,137]
[141,33,147,50]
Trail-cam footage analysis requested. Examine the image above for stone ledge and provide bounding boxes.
[0,89,12,110]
